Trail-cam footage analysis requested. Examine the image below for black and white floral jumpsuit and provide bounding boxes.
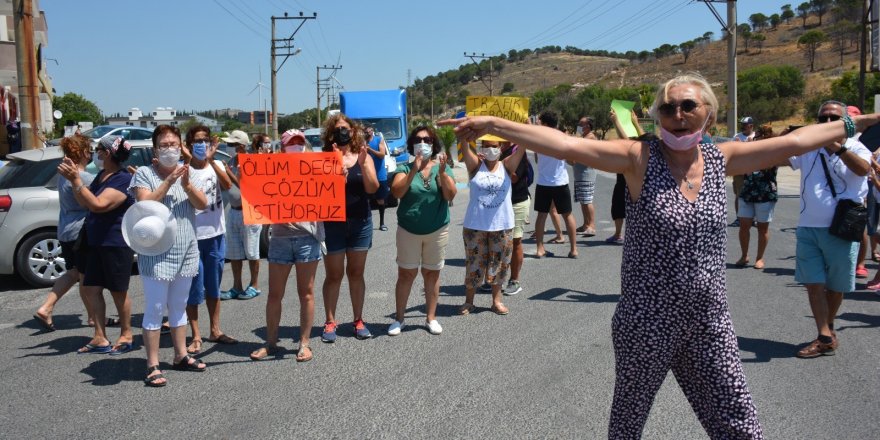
[609,141,764,439]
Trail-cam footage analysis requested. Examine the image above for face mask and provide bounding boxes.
[333,127,352,146]
[576,126,584,136]
[284,144,305,153]
[481,147,501,161]
[192,142,207,160]
[262,142,272,150]
[158,149,181,168]
[92,152,104,170]
[660,112,711,152]
[414,142,432,160]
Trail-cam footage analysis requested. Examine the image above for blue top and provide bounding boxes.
[367,136,387,181]
[57,171,95,242]
[85,170,134,247]
[129,166,199,280]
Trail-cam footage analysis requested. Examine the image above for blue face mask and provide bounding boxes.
[192,142,207,160]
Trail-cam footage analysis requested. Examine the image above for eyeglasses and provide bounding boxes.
[157,143,180,150]
[193,138,210,143]
[413,136,433,144]
[657,99,702,117]
[818,114,841,123]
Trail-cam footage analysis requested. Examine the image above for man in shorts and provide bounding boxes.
[533,110,579,259]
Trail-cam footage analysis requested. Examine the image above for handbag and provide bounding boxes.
[820,154,867,242]
[384,153,397,174]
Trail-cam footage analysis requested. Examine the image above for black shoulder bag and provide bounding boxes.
[819,153,866,242]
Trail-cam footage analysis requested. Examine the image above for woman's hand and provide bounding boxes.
[437,153,448,175]
[437,116,495,142]
[357,146,368,167]
[180,165,192,190]
[207,135,220,161]
[412,152,424,170]
[57,157,80,183]
[165,165,186,185]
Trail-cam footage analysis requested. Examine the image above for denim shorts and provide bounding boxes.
[324,217,373,255]
[737,199,776,223]
[268,234,322,265]
[795,227,858,293]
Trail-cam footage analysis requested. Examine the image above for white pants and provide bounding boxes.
[141,276,194,331]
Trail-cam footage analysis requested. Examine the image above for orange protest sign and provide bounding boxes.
[238,152,346,224]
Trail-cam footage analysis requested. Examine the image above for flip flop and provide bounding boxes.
[295,346,313,363]
[249,345,280,361]
[575,225,587,233]
[77,343,112,354]
[458,303,475,315]
[583,228,596,237]
[105,318,120,327]
[568,252,578,259]
[108,342,133,356]
[206,334,238,344]
[32,314,55,332]
[186,339,203,354]
[490,304,510,315]
[547,238,566,244]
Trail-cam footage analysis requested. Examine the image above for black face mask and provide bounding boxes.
[333,127,352,146]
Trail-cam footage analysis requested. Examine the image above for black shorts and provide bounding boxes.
[82,246,134,292]
[611,174,627,220]
[534,184,573,215]
[60,240,88,272]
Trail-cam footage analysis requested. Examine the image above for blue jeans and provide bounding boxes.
[188,235,226,306]
[324,217,373,255]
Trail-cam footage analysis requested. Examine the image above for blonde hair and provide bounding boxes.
[649,73,718,128]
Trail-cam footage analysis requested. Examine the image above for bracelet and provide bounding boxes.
[74,184,85,194]
[842,115,856,139]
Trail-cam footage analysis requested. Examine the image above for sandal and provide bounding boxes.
[144,365,167,387]
[206,334,238,344]
[547,237,566,244]
[249,344,280,361]
[172,355,206,372]
[295,345,313,363]
[490,303,510,315]
[32,313,55,332]
[186,338,202,354]
[458,303,475,315]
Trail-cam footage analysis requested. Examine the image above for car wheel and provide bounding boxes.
[259,225,271,258]
[16,230,66,288]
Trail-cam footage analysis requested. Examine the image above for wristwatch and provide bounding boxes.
[835,145,849,156]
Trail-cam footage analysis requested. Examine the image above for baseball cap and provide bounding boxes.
[281,129,306,146]
[846,105,862,116]
[221,130,250,145]
[740,116,755,125]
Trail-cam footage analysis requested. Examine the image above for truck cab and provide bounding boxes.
[339,89,409,163]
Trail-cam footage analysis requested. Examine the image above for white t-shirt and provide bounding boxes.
[535,153,568,186]
[789,138,870,228]
[189,161,226,239]
[733,132,755,142]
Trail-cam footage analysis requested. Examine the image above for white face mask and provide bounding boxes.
[414,142,432,160]
[284,144,305,153]
[92,152,104,170]
[481,147,501,161]
[158,149,180,168]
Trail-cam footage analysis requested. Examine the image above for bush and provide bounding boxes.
[737,65,805,122]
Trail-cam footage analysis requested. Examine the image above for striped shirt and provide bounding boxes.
[129,166,199,280]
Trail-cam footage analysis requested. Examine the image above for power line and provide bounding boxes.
[583,0,692,51]
[522,0,620,50]
[593,1,695,52]
[224,0,266,30]
[512,0,594,50]
[575,1,659,48]
[212,0,267,40]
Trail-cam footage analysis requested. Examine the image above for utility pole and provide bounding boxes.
[699,0,736,136]
[316,64,341,127]
[858,0,876,111]
[13,0,41,150]
[271,11,315,140]
[406,68,412,124]
[464,52,498,96]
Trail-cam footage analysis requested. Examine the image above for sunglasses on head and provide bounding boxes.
[413,136,433,144]
[657,99,701,117]
[818,114,841,123]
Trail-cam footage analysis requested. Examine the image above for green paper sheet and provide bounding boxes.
[611,100,638,138]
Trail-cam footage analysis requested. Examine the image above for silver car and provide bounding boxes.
[0,145,234,287]
[47,125,154,149]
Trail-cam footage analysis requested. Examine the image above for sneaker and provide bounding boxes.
[219,287,242,301]
[379,224,388,231]
[478,283,493,292]
[426,319,443,335]
[504,280,523,296]
[237,286,261,300]
[321,321,337,343]
[855,265,869,279]
[387,320,404,336]
[353,319,372,340]
[796,338,836,358]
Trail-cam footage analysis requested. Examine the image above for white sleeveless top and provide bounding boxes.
[463,161,514,232]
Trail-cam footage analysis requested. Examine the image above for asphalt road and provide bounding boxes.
[0,166,878,439]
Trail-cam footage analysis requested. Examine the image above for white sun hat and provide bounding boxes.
[122,200,177,256]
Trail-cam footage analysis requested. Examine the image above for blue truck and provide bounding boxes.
[339,89,409,164]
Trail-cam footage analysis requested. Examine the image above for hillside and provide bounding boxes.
[444,13,863,126]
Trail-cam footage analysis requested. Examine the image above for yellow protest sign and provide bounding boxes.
[465,96,530,142]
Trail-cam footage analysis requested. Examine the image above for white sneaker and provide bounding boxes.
[387,320,404,336]
[426,319,443,335]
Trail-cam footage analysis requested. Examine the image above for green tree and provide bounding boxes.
[738,65,805,122]
[751,33,767,53]
[797,2,811,28]
[810,0,831,26]
[679,40,696,63]
[804,71,880,118]
[798,29,828,71]
[501,82,515,94]
[829,19,859,66]
[222,119,244,132]
[750,13,769,31]
[781,8,795,24]
[770,13,782,29]
[51,93,103,137]
[738,23,753,52]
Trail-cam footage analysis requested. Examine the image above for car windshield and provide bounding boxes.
[80,126,116,139]
[0,158,63,189]
[356,118,402,140]
[305,135,321,147]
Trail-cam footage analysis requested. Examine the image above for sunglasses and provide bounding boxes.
[818,114,841,123]
[413,136,433,144]
[657,99,702,117]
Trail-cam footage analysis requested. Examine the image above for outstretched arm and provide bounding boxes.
[438,116,635,174]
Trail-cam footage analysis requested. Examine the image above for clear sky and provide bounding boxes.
[41,0,796,118]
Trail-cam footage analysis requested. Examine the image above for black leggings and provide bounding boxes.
[611,174,626,221]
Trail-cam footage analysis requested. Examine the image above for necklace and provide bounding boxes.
[419,162,433,189]
[664,148,701,191]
